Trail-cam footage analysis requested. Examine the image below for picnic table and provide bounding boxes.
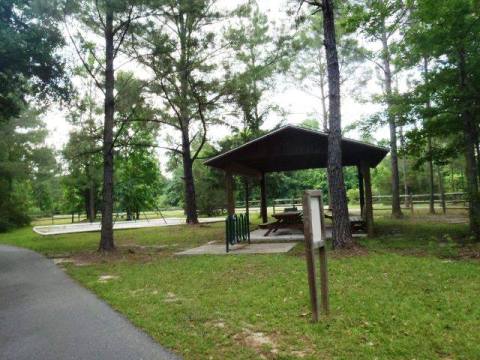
[262,211,304,236]
[324,212,366,232]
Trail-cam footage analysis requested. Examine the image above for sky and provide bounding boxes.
[42,0,411,174]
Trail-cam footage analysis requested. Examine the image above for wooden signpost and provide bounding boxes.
[302,190,329,322]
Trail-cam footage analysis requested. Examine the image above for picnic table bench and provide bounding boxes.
[259,211,304,236]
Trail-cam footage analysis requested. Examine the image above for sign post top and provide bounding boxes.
[303,190,326,250]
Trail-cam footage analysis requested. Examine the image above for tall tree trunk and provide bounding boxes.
[380,23,402,218]
[399,126,409,207]
[424,57,435,214]
[475,129,480,182]
[86,163,95,222]
[182,136,199,224]
[99,6,115,251]
[178,14,199,225]
[318,50,328,131]
[459,49,480,241]
[427,136,435,214]
[89,180,95,222]
[322,0,353,248]
[437,166,446,214]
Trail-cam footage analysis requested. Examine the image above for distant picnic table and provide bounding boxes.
[261,211,304,236]
[324,212,366,233]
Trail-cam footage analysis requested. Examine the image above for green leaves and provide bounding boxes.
[0,0,68,123]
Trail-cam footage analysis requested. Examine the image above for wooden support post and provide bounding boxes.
[357,165,365,219]
[362,164,374,237]
[225,172,235,216]
[260,173,268,223]
[305,241,320,322]
[303,190,329,322]
[244,177,250,218]
[319,246,329,315]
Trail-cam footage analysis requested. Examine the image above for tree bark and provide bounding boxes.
[458,49,480,240]
[475,129,480,183]
[99,5,115,251]
[88,180,95,222]
[424,58,435,214]
[380,22,402,218]
[86,163,95,223]
[399,126,409,208]
[437,166,446,214]
[427,136,435,214]
[182,142,199,224]
[318,50,328,132]
[178,14,199,225]
[322,0,353,248]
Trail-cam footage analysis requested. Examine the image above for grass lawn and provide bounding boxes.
[1,213,479,359]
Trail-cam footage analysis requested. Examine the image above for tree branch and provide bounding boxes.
[64,22,105,93]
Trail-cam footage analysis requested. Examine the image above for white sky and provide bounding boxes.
[43,0,416,174]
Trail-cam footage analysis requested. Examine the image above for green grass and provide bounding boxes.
[0,222,224,257]
[1,214,479,359]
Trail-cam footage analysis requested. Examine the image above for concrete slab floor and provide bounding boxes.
[176,242,298,256]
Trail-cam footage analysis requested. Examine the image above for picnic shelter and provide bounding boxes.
[204,125,389,236]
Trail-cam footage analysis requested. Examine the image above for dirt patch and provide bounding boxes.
[118,244,169,251]
[210,320,226,329]
[66,245,176,266]
[52,257,92,267]
[97,275,119,283]
[164,291,181,303]
[457,245,480,260]
[290,350,309,358]
[234,328,279,358]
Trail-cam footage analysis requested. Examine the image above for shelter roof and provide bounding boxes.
[204,125,389,176]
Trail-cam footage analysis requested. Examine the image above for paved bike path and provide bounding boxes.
[0,245,179,360]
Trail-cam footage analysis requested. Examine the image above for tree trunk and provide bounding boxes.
[178,15,198,225]
[88,181,95,222]
[86,163,95,223]
[322,0,353,248]
[318,50,328,132]
[459,49,480,240]
[99,5,115,251]
[437,166,446,214]
[475,129,480,182]
[427,136,435,214]
[399,126,409,208]
[424,58,435,214]
[380,22,402,218]
[182,142,199,224]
